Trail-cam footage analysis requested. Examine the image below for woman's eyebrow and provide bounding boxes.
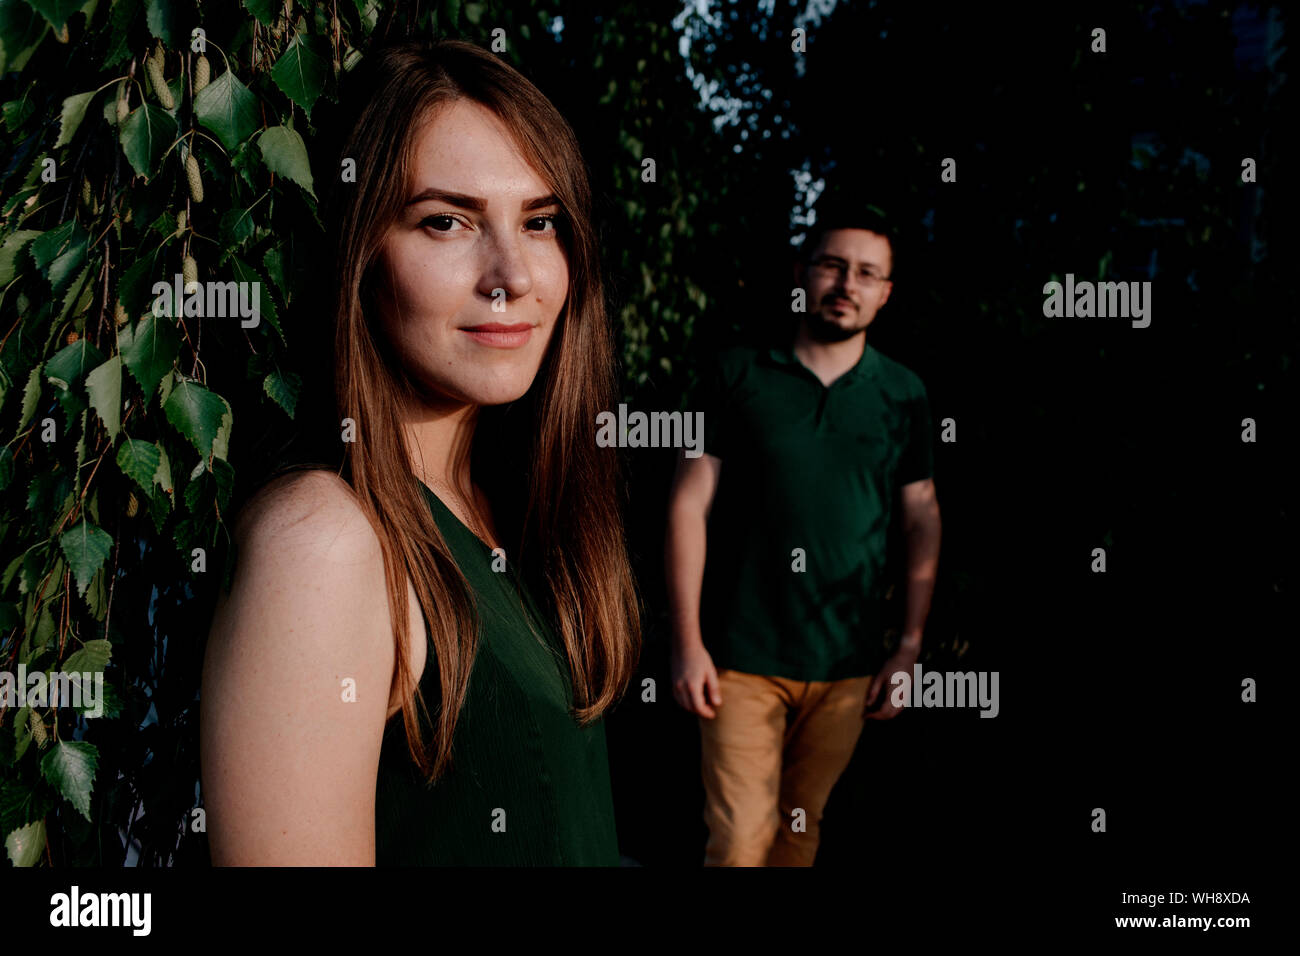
[405,187,560,211]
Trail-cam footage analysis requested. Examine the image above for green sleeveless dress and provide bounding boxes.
[374,483,620,866]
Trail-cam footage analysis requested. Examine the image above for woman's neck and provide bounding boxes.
[403,398,502,548]
[403,397,478,494]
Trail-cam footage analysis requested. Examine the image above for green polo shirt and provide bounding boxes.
[697,340,933,681]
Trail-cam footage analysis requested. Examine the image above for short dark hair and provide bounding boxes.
[799,207,897,277]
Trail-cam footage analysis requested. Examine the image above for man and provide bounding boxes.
[665,211,942,866]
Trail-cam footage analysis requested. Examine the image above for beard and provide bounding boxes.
[804,301,866,342]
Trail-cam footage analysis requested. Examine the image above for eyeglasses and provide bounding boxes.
[809,257,891,287]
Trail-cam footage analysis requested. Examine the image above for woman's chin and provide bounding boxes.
[455,374,539,408]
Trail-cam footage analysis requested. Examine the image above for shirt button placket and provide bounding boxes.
[814,382,832,430]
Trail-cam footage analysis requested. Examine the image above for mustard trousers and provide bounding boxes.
[699,668,873,866]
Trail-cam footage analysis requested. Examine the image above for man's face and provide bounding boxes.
[795,228,893,342]
[374,98,570,410]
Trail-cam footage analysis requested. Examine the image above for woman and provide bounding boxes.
[200,39,640,865]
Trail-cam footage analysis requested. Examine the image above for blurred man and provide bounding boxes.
[666,211,942,866]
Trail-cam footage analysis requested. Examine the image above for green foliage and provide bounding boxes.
[192,69,259,150]
[256,125,314,197]
[39,739,97,820]
[118,102,176,179]
[270,36,327,118]
[57,519,112,596]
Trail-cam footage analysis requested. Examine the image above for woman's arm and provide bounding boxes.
[200,470,396,865]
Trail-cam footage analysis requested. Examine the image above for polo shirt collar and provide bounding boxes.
[768,337,880,382]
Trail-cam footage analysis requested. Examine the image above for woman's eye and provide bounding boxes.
[527,215,558,233]
[421,215,462,232]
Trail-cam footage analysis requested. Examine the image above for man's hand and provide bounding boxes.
[671,641,723,718]
[863,640,921,720]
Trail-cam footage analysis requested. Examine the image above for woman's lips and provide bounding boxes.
[460,323,534,348]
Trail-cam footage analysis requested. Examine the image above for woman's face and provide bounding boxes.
[375,98,569,409]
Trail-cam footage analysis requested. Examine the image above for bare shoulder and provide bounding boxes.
[222,468,429,717]
[210,467,393,681]
[232,469,380,560]
[201,468,396,864]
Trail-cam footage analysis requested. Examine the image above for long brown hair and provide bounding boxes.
[297,39,639,782]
